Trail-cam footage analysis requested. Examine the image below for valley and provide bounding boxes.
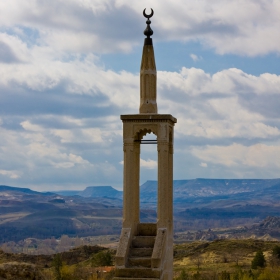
[0,178,280,247]
[1,179,280,279]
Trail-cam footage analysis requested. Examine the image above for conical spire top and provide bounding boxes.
[143,8,154,38]
[139,8,157,114]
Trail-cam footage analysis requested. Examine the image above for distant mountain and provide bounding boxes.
[257,216,280,231]
[80,186,122,198]
[140,178,280,204]
[2,178,280,203]
[54,190,81,196]
[3,178,280,203]
[1,180,280,243]
[55,186,122,199]
[0,185,53,196]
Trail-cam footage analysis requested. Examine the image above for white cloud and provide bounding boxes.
[121,0,280,56]
[159,67,280,99]
[51,153,90,169]
[1,59,280,186]
[192,143,280,169]
[190,54,202,62]
[140,158,157,169]
[119,159,157,170]
[21,121,44,132]
[51,128,103,143]
[158,68,280,142]
[0,170,20,179]
[0,0,279,55]
[0,0,280,189]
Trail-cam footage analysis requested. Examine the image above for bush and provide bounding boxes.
[258,267,280,280]
[91,251,113,267]
[176,269,190,280]
[251,250,266,269]
[52,254,63,280]
[272,245,280,259]
[220,271,230,280]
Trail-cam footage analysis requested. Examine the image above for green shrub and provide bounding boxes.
[220,271,230,280]
[52,254,63,280]
[91,250,113,267]
[176,269,190,280]
[251,250,266,269]
[258,267,280,280]
[272,246,280,259]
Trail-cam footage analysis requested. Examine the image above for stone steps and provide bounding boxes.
[137,223,157,236]
[114,223,159,280]
[130,248,153,257]
[132,236,155,248]
[128,257,151,268]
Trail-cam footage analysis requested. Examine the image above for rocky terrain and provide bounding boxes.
[141,178,280,203]
[1,179,280,245]
[1,239,280,280]
[0,245,105,279]
[175,216,280,243]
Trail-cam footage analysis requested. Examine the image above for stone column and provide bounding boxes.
[166,131,174,280]
[157,124,174,280]
[168,130,174,231]
[123,140,140,231]
[157,140,170,228]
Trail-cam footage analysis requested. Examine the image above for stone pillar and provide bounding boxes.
[168,130,174,231]
[157,124,173,229]
[123,139,140,232]
[157,140,169,228]
[166,131,174,280]
[157,123,174,280]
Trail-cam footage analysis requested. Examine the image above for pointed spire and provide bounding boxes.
[139,8,158,114]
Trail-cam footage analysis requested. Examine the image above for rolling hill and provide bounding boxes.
[1,179,280,243]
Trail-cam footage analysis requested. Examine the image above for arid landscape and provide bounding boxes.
[1,179,280,246]
[1,239,280,279]
[1,179,280,279]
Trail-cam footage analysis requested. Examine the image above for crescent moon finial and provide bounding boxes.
[143,8,154,19]
[143,8,154,38]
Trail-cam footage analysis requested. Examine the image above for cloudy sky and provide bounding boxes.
[0,0,279,191]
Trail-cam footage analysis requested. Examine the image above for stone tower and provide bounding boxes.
[114,9,176,280]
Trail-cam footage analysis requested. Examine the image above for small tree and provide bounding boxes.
[220,271,230,280]
[52,254,63,280]
[176,269,190,280]
[92,251,113,267]
[192,272,201,280]
[270,245,280,267]
[272,245,280,259]
[191,253,203,271]
[251,250,266,269]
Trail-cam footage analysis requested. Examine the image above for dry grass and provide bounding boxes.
[173,239,280,276]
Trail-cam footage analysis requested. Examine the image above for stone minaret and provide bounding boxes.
[115,9,176,280]
[139,15,157,114]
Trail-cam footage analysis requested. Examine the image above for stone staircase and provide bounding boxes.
[114,223,160,280]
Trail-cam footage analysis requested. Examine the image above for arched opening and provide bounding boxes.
[139,132,158,223]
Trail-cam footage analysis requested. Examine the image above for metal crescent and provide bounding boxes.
[143,8,154,19]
